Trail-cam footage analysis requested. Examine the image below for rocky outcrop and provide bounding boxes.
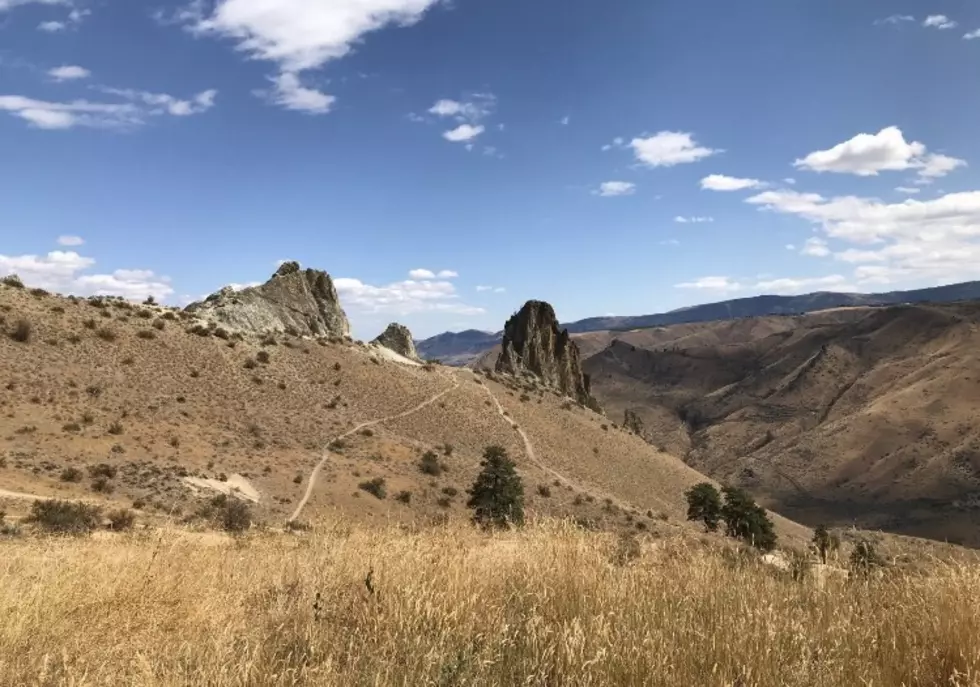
[185,262,350,338]
[372,323,420,360]
[496,300,600,411]
[623,409,644,436]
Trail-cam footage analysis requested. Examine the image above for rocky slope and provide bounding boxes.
[496,301,600,411]
[186,261,350,338]
[372,323,420,360]
[584,301,980,546]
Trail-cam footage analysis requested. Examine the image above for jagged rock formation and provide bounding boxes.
[372,323,420,360]
[496,300,600,411]
[186,262,350,338]
[623,408,644,436]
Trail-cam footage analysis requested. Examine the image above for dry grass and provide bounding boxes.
[2,519,979,686]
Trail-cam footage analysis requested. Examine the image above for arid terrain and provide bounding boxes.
[584,302,980,546]
[1,277,806,543]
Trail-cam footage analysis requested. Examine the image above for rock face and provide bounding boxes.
[496,300,600,411]
[623,408,644,436]
[186,262,350,338]
[372,323,420,360]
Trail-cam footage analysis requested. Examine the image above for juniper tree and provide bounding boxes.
[466,445,524,528]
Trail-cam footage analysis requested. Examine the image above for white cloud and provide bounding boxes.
[753,274,849,294]
[0,87,217,129]
[443,124,484,143]
[783,177,796,185]
[475,285,491,292]
[895,186,920,195]
[785,244,796,251]
[630,131,720,168]
[674,272,851,296]
[428,96,494,122]
[916,153,966,182]
[48,65,90,81]
[266,72,334,113]
[560,115,570,126]
[601,136,624,152]
[436,270,458,278]
[745,186,980,287]
[801,237,830,257]
[923,15,957,30]
[875,15,914,26]
[674,216,713,223]
[794,126,965,183]
[0,250,173,301]
[56,235,84,246]
[595,181,636,197]
[33,5,88,31]
[476,284,506,293]
[700,174,765,191]
[409,268,435,279]
[675,276,742,292]
[659,239,680,246]
[335,276,484,316]
[965,29,980,40]
[192,0,443,73]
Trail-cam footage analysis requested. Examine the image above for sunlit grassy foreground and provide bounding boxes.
[2,519,980,686]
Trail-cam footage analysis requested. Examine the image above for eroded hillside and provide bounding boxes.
[585,302,980,546]
[0,280,810,542]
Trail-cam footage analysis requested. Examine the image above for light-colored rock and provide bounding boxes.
[185,261,350,338]
[372,322,420,360]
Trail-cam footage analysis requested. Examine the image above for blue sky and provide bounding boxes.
[3,0,980,338]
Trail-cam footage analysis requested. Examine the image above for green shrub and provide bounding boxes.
[106,508,135,531]
[2,274,24,288]
[358,477,387,500]
[95,327,117,342]
[59,467,83,482]
[419,451,443,476]
[27,500,102,534]
[222,499,252,533]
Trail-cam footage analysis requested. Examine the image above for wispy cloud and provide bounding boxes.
[923,14,957,30]
[47,65,90,81]
[595,181,636,197]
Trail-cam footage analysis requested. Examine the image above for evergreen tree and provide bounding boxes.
[812,524,832,563]
[684,482,722,532]
[466,445,525,528]
[720,486,777,551]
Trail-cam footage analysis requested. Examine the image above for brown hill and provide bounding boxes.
[0,280,813,543]
[584,302,980,546]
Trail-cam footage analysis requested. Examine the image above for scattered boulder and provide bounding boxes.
[372,323,420,361]
[185,262,350,338]
[496,300,600,411]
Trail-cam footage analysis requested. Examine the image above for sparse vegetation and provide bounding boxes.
[59,467,83,483]
[95,327,117,342]
[8,319,31,343]
[106,508,135,531]
[395,490,412,504]
[256,350,270,364]
[419,451,443,476]
[358,477,387,499]
[26,499,101,534]
[136,329,157,340]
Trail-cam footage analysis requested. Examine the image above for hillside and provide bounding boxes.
[584,301,980,546]
[417,280,980,365]
[0,278,811,542]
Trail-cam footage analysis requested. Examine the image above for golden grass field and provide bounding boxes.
[2,519,979,687]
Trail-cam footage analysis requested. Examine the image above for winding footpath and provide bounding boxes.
[287,373,461,522]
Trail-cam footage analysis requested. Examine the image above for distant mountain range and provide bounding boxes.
[415,281,980,364]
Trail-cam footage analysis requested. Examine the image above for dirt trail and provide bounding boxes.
[288,373,461,522]
[0,488,46,502]
[478,377,637,512]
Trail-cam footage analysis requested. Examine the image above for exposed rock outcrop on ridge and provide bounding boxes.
[372,323,420,360]
[496,300,600,411]
[185,261,350,338]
